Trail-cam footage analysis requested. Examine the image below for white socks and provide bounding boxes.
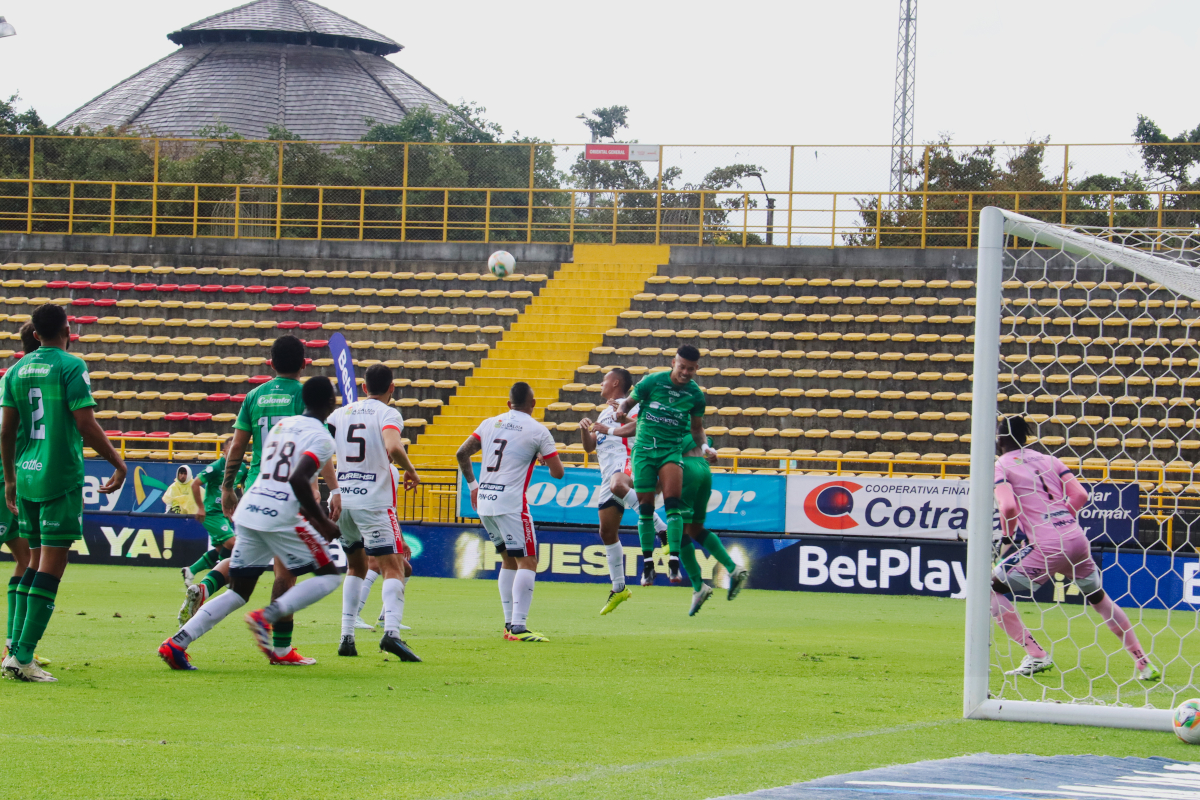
[382,577,405,636]
[605,542,625,592]
[174,589,246,647]
[356,569,379,616]
[265,573,341,623]
[341,575,363,637]
[511,569,535,628]
[498,568,516,625]
[621,490,639,511]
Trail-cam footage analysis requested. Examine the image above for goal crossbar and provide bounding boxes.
[963,207,1190,731]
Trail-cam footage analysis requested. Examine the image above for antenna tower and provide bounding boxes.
[889,0,918,197]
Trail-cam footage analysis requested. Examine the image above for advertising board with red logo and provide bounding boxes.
[785,475,970,540]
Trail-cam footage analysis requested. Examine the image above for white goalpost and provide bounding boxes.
[964,206,1200,731]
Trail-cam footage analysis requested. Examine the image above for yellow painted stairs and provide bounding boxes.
[407,244,667,466]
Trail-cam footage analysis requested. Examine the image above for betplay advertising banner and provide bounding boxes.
[457,466,784,533]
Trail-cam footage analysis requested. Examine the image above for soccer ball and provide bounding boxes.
[487,250,515,278]
[1174,699,1200,743]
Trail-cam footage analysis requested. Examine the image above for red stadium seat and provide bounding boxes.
[206,393,231,402]
[69,333,79,341]
[134,283,157,292]
[94,298,116,307]
[298,320,321,330]
[222,285,244,294]
[231,393,246,402]
[75,315,98,324]
[305,339,328,348]
[180,284,201,292]
[164,412,189,421]
[110,282,134,291]
[46,280,69,289]
[200,285,222,293]
[248,375,270,384]
[265,286,288,295]
[124,430,148,437]
[68,281,91,290]
[71,298,94,306]
[271,303,295,312]
[304,358,312,366]
[245,286,266,294]
[286,286,309,295]
[277,320,299,330]
[186,414,212,422]
[147,431,171,438]
[103,430,122,437]
[158,284,178,292]
[296,305,317,314]
[13,351,23,358]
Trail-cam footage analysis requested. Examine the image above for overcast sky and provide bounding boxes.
[2,0,1198,186]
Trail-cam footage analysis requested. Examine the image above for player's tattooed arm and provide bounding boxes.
[456,434,482,509]
[291,453,338,540]
[73,406,127,494]
[222,428,251,518]
[690,414,705,450]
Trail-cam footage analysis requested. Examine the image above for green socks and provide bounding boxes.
[637,508,657,556]
[14,572,58,664]
[6,575,19,646]
[679,539,704,591]
[665,509,683,559]
[272,618,293,653]
[188,549,221,575]
[702,530,736,572]
[200,569,227,596]
[9,568,34,650]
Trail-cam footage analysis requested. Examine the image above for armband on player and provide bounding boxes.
[702,444,718,457]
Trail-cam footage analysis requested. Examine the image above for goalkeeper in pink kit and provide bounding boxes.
[990,416,1159,681]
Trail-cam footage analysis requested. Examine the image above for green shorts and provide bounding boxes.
[679,457,712,526]
[18,491,83,549]
[202,513,235,547]
[632,448,682,493]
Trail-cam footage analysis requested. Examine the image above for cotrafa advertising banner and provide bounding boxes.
[786,476,970,540]
[457,466,785,533]
[85,460,209,514]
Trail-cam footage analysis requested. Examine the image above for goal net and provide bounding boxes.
[964,207,1200,731]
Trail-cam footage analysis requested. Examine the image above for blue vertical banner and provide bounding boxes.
[328,332,357,404]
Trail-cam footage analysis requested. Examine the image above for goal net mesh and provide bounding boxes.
[987,211,1200,714]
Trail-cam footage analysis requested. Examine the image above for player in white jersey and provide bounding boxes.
[457,382,563,642]
[327,364,421,662]
[158,378,343,670]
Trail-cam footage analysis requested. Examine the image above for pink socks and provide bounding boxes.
[991,592,1047,658]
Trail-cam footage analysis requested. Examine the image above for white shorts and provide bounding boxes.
[228,522,333,576]
[339,506,408,557]
[480,512,537,558]
[596,464,631,509]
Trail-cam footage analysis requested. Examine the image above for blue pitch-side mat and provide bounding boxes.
[714,754,1200,799]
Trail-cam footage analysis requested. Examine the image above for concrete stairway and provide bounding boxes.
[407,244,666,466]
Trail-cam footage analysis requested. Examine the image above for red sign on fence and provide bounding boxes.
[584,144,659,162]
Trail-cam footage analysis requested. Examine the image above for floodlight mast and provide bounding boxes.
[0,17,16,39]
[889,0,917,200]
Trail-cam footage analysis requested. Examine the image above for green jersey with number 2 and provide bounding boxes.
[233,376,304,488]
[1,347,96,502]
[629,370,706,456]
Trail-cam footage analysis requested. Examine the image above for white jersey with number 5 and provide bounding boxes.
[472,409,558,516]
[594,402,638,484]
[328,398,404,510]
[233,415,334,533]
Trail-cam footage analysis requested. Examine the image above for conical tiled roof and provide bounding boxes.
[169,0,400,56]
[57,0,453,140]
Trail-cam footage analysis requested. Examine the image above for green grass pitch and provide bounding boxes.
[2,564,1196,799]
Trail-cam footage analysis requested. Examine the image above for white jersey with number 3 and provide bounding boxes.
[233,415,334,533]
[594,402,638,483]
[472,409,558,516]
[328,398,404,509]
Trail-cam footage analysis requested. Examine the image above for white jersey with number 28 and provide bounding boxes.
[472,409,558,516]
[233,414,334,533]
[328,398,404,509]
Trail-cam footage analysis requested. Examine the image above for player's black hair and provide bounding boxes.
[270,334,306,374]
[303,375,336,411]
[365,363,394,396]
[999,415,1030,449]
[677,344,701,363]
[18,322,39,354]
[610,367,633,394]
[509,381,534,409]
[31,303,67,341]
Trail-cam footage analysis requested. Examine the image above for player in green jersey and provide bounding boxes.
[672,433,747,615]
[617,344,706,587]
[1,304,126,682]
[177,439,239,624]
[211,335,319,666]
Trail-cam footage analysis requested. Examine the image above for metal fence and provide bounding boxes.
[3,136,1198,248]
